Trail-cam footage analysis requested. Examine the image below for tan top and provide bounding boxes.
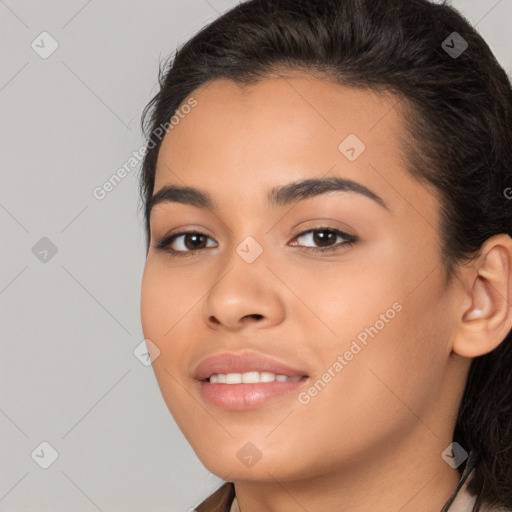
[447,465,478,512]
[229,496,240,512]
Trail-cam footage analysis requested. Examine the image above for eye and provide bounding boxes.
[154,227,357,257]
[154,230,217,257]
[290,227,356,253]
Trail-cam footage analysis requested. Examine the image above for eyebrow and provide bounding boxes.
[147,176,388,218]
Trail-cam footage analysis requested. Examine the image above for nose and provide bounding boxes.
[201,252,286,332]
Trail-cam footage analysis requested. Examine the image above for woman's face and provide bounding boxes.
[140,72,467,482]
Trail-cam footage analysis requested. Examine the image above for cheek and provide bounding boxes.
[290,244,449,422]
[140,261,193,389]
[281,239,404,345]
[140,258,199,343]
[278,302,447,476]
[324,266,452,433]
[140,262,197,428]
[140,266,167,347]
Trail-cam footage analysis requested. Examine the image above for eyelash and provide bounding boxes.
[155,227,357,257]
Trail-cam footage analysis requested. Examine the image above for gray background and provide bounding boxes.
[1,1,511,511]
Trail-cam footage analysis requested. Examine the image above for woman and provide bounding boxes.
[139,0,512,510]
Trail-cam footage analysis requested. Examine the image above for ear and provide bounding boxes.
[452,234,512,358]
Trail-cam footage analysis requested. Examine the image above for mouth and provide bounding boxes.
[193,350,309,381]
[205,372,305,384]
[193,351,310,410]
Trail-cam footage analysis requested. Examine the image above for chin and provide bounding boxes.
[194,443,316,484]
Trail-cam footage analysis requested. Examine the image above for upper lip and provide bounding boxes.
[193,351,309,381]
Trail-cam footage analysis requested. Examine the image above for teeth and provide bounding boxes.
[242,371,260,383]
[208,371,302,384]
[226,373,242,384]
[260,371,276,382]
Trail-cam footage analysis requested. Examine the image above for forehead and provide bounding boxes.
[153,72,436,222]
[155,72,405,180]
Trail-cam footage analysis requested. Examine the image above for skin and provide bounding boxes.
[140,71,512,512]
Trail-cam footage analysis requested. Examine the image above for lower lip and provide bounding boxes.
[199,378,308,411]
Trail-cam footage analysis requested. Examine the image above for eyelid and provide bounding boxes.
[288,217,356,236]
[152,224,214,245]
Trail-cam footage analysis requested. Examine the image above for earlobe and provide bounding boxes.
[453,235,512,358]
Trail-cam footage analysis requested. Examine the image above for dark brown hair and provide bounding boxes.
[138,1,512,510]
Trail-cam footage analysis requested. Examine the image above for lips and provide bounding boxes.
[193,351,309,381]
[193,350,310,411]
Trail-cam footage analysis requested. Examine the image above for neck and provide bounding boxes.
[233,428,462,512]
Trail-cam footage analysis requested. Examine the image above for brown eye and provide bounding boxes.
[290,228,357,253]
[312,230,337,247]
[155,231,217,256]
[181,233,208,250]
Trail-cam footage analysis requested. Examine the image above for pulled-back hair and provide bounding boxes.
[139,1,512,510]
